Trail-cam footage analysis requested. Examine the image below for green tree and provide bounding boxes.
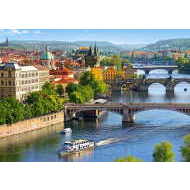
[42,82,56,95]
[66,83,81,94]
[92,80,108,95]
[100,57,112,66]
[111,55,122,70]
[153,141,175,162]
[56,84,64,96]
[69,91,85,104]
[81,85,94,102]
[79,71,95,86]
[115,156,143,162]
[181,134,190,161]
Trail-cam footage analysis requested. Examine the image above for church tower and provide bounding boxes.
[5,37,8,47]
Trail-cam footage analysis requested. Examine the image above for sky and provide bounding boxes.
[1,29,190,44]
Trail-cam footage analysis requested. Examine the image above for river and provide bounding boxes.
[1,70,190,162]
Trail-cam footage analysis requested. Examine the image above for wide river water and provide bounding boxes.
[1,70,190,162]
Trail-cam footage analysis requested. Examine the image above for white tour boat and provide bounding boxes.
[60,128,72,135]
[58,139,95,156]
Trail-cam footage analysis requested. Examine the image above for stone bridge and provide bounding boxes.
[121,78,190,94]
[133,65,178,76]
[64,103,190,125]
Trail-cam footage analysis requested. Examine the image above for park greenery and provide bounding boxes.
[115,141,176,162]
[180,134,190,161]
[100,55,130,70]
[176,57,190,73]
[0,82,65,125]
[152,141,175,162]
[114,136,190,162]
[115,156,143,162]
[66,71,108,104]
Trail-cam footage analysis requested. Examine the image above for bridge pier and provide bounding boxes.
[122,108,134,125]
[166,84,174,96]
[145,70,150,78]
[168,70,173,78]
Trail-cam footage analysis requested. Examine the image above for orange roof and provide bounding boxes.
[33,64,49,71]
[52,77,78,84]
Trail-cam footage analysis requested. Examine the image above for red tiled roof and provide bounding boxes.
[52,77,78,84]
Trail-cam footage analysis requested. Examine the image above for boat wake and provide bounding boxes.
[96,138,121,146]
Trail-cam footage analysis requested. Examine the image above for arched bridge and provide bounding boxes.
[121,78,190,94]
[133,65,178,76]
[64,103,190,124]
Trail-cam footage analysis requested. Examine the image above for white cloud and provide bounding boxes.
[9,29,30,34]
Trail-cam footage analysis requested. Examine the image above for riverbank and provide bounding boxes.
[0,111,64,139]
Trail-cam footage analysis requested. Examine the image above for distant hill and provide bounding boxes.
[0,40,146,53]
[142,38,190,51]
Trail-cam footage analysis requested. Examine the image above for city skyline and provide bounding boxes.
[1,29,190,44]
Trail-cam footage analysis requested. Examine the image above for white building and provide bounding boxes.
[0,63,39,101]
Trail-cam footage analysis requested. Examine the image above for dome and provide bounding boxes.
[40,51,54,60]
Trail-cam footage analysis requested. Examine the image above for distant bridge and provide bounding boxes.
[120,78,190,94]
[133,65,178,76]
[64,103,190,124]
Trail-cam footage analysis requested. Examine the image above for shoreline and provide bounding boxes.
[0,111,64,139]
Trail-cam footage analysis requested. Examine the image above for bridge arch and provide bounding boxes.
[148,69,169,75]
[65,107,123,121]
[127,107,190,123]
[132,108,190,124]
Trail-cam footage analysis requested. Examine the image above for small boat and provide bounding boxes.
[60,128,72,135]
[58,139,95,156]
[184,88,187,91]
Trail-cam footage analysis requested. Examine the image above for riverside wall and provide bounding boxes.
[0,111,64,139]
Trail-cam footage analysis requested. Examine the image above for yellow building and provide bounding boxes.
[91,67,103,81]
[103,67,117,81]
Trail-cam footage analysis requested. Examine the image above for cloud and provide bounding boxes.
[9,29,30,34]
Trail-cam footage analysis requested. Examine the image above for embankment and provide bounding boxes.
[0,111,64,139]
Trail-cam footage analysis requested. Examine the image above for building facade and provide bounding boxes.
[0,63,39,101]
[33,65,50,88]
[90,67,103,81]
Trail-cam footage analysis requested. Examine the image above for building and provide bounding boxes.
[0,38,8,48]
[84,44,100,67]
[33,64,50,88]
[75,47,90,57]
[90,67,103,81]
[50,67,78,95]
[40,46,55,69]
[103,67,117,82]
[0,62,39,101]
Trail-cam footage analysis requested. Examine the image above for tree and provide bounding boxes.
[81,85,94,102]
[92,80,108,95]
[181,134,190,161]
[153,141,175,162]
[66,83,81,94]
[111,55,122,70]
[69,91,85,104]
[115,156,143,162]
[56,84,64,96]
[42,82,56,95]
[100,57,112,66]
[79,71,95,86]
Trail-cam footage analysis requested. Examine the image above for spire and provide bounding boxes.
[94,42,97,56]
[6,37,8,47]
[88,46,92,56]
[45,45,48,52]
